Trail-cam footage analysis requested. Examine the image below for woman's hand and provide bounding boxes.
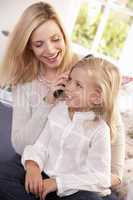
[41,178,57,200]
[45,72,69,104]
[25,160,43,198]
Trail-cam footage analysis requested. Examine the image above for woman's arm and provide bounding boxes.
[22,121,51,197]
[111,111,125,187]
[11,84,53,155]
[22,120,51,171]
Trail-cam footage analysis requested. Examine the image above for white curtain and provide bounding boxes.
[119,23,133,77]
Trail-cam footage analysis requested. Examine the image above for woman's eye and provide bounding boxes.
[35,45,42,48]
[32,41,43,48]
[33,44,42,48]
[52,38,60,42]
[52,36,61,42]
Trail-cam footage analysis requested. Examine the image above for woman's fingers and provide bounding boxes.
[29,181,34,194]
[25,177,30,193]
[53,77,68,87]
[56,71,69,79]
[32,178,43,195]
[39,181,44,200]
[45,72,70,103]
[38,180,43,197]
[25,173,43,196]
[53,72,69,86]
[41,190,47,200]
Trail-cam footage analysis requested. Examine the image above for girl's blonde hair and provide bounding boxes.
[0,2,73,87]
[74,57,121,142]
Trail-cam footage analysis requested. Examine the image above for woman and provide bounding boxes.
[0,2,125,199]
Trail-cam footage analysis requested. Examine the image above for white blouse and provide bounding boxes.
[22,102,111,197]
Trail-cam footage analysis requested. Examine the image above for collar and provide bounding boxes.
[63,102,96,122]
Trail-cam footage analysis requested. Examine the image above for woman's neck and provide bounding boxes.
[41,68,58,81]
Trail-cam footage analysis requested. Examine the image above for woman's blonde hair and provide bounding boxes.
[74,57,121,142]
[0,2,73,87]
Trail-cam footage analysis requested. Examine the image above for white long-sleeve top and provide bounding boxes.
[11,80,53,155]
[22,101,111,197]
[11,80,125,181]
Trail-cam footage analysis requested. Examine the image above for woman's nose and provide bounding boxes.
[44,42,55,55]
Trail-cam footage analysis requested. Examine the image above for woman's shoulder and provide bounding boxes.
[11,79,39,99]
[71,53,82,65]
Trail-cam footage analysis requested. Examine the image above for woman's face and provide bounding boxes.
[30,19,66,70]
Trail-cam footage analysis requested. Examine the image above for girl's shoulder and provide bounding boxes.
[48,101,68,124]
[84,118,110,136]
[86,119,110,143]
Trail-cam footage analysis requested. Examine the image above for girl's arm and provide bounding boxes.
[111,111,125,187]
[11,84,53,155]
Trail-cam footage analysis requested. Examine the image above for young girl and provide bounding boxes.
[20,56,121,200]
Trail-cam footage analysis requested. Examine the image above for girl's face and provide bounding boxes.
[30,19,66,70]
[65,67,101,111]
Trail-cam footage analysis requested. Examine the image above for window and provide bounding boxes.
[72,0,133,61]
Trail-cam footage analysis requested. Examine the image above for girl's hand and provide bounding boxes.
[111,174,121,188]
[41,178,57,200]
[25,160,43,198]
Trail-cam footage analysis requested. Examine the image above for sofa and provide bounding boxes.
[0,102,15,161]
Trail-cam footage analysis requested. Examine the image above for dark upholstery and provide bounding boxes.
[0,102,15,161]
